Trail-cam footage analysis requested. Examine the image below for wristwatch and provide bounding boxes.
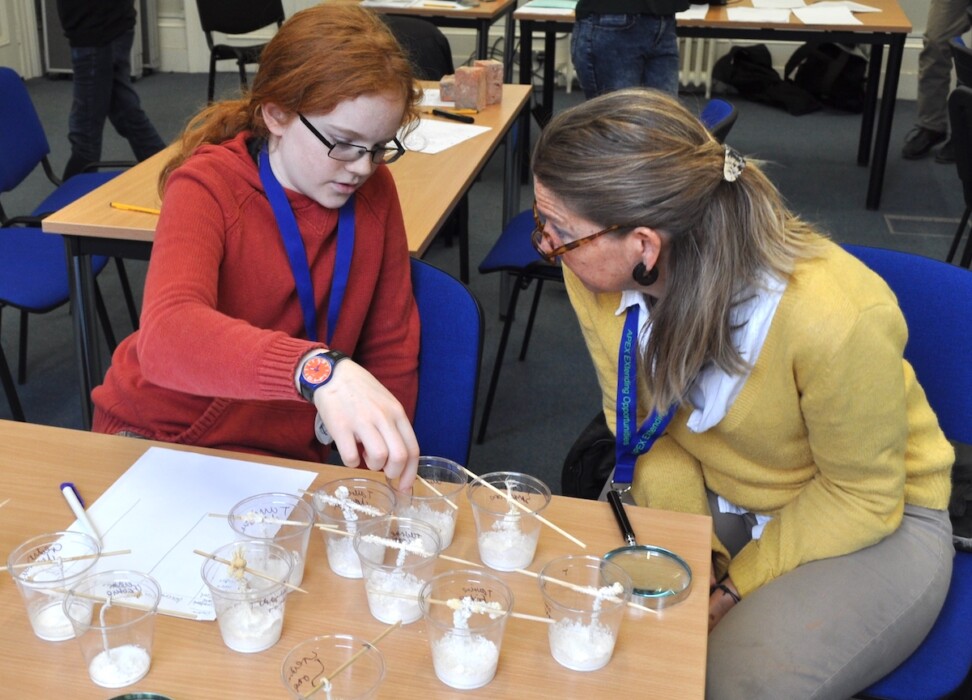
[297,350,349,402]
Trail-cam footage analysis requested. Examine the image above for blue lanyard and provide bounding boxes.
[259,147,354,345]
[615,305,675,484]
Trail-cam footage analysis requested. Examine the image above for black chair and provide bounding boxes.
[949,36,972,87]
[195,0,284,102]
[381,16,454,81]
[946,85,972,267]
[475,99,739,442]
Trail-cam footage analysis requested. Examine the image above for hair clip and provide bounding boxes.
[723,145,746,183]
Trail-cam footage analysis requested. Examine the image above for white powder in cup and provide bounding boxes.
[364,570,425,624]
[432,630,499,689]
[88,643,151,687]
[30,599,78,641]
[397,503,456,549]
[218,602,284,653]
[548,618,617,671]
[326,533,362,579]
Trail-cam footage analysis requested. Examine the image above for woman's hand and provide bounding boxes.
[312,359,419,490]
[708,574,740,631]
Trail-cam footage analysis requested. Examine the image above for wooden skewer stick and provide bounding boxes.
[0,497,10,509]
[0,549,131,573]
[192,549,307,594]
[52,587,198,620]
[459,466,587,549]
[209,513,312,528]
[513,566,657,615]
[416,476,459,511]
[304,621,402,698]
[370,588,552,624]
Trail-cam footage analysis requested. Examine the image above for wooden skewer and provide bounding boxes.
[0,497,10,509]
[513,566,657,615]
[53,587,198,620]
[416,476,459,511]
[192,549,307,594]
[0,549,131,573]
[209,513,312,528]
[460,466,587,549]
[369,588,552,624]
[304,621,402,698]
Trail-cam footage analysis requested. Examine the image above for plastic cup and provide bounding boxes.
[228,492,314,586]
[420,569,513,690]
[467,472,551,571]
[7,530,102,641]
[538,555,632,671]
[281,634,385,700]
[353,516,441,625]
[200,540,293,653]
[63,570,161,688]
[312,478,396,580]
[393,456,467,550]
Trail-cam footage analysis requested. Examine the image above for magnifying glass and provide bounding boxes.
[603,490,692,609]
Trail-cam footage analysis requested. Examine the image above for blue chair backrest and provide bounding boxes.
[0,67,52,194]
[844,245,972,445]
[410,258,484,466]
[699,98,738,143]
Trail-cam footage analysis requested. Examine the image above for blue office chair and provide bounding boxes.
[411,258,484,466]
[475,98,739,442]
[0,67,138,392]
[844,245,972,700]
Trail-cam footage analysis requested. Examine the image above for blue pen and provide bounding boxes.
[60,482,101,543]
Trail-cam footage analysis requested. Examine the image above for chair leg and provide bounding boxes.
[946,208,971,263]
[0,343,25,421]
[961,228,972,268]
[476,274,526,444]
[237,59,248,92]
[208,53,217,103]
[17,309,28,384]
[114,258,140,331]
[94,281,118,353]
[518,278,545,361]
[457,195,470,284]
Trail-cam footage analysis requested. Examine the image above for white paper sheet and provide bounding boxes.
[752,0,805,9]
[793,5,862,24]
[402,119,492,154]
[726,7,792,22]
[67,446,318,620]
[419,89,451,109]
[810,1,881,12]
[676,4,709,20]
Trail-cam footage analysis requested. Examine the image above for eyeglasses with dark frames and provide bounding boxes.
[530,202,622,262]
[298,113,405,165]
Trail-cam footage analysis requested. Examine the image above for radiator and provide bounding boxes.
[679,37,717,98]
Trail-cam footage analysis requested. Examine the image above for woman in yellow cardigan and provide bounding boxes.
[532,88,953,699]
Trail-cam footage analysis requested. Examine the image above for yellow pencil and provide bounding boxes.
[110,201,161,215]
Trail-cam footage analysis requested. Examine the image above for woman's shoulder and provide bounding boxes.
[788,240,899,313]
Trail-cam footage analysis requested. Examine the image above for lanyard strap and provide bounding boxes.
[259,147,354,345]
[615,305,675,484]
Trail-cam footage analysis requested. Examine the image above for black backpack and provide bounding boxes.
[784,42,868,112]
[712,44,822,116]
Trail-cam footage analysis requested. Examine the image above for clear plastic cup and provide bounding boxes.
[63,570,161,688]
[227,492,314,586]
[7,530,102,641]
[538,555,632,671]
[393,456,467,550]
[312,478,396,580]
[467,472,551,571]
[353,516,441,625]
[420,569,513,690]
[281,634,385,700]
[200,540,293,653]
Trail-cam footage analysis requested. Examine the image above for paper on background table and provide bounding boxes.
[753,0,805,8]
[418,88,450,109]
[521,0,577,8]
[403,119,492,154]
[727,6,792,22]
[793,5,861,23]
[812,0,880,11]
[65,446,317,620]
[676,4,709,19]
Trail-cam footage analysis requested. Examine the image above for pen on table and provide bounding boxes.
[431,108,475,124]
[110,201,161,215]
[60,482,102,544]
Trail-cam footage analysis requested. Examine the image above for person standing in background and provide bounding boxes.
[570,0,691,98]
[56,0,166,179]
[901,0,971,163]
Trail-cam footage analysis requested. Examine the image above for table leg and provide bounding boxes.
[858,42,884,166]
[65,238,101,429]
[503,13,515,82]
[866,33,905,210]
[477,19,490,60]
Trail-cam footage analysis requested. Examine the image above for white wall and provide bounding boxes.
[157,0,932,99]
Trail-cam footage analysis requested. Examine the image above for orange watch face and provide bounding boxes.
[302,356,333,384]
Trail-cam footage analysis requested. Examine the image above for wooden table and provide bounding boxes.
[329,0,519,80]
[516,0,912,210]
[42,84,530,429]
[0,420,711,698]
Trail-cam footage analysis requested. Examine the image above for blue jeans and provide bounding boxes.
[65,29,165,179]
[571,14,680,98]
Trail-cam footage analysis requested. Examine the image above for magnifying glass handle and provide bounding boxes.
[607,489,638,547]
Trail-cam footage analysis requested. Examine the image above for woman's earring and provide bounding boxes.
[632,262,659,286]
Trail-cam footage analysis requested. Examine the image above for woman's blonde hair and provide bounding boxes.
[158,4,421,193]
[532,88,826,412]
